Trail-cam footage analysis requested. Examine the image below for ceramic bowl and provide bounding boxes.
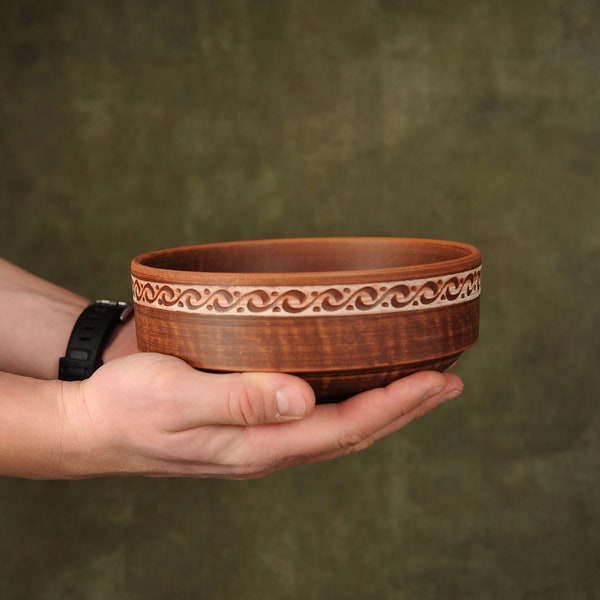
[131,237,481,401]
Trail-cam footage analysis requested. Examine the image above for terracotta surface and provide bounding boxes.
[131,238,481,400]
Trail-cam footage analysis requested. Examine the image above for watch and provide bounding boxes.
[58,300,134,381]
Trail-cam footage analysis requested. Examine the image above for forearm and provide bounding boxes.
[0,371,80,478]
[0,259,137,378]
[0,259,88,378]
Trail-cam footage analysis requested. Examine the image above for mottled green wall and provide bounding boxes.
[1,1,598,598]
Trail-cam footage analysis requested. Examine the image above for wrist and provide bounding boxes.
[59,300,134,381]
[53,379,110,478]
[0,373,82,478]
[102,318,138,362]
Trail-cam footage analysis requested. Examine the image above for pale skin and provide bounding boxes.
[0,258,463,480]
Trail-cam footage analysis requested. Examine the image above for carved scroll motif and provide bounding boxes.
[132,268,481,317]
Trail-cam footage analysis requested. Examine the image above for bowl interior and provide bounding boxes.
[136,237,477,277]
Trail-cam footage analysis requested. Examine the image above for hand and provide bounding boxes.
[59,352,463,479]
[0,257,463,480]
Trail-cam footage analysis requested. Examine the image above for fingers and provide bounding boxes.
[326,370,463,455]
[131,354,459,441]
[238,370,463,468]
[341,371,463,449]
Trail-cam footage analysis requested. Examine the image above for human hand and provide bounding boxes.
[58,352,463,479]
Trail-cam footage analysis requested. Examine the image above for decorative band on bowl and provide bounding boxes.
[131,267,481,317]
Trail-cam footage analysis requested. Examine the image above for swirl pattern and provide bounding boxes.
[132,268,481,317]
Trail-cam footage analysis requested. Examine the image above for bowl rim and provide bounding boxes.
[131,237,482,285]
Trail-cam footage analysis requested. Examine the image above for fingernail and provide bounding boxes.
[440,389,462,403]
[422,386,444,402]
[276,386,307,419]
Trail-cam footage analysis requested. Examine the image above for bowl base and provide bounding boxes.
[201,353,462,403]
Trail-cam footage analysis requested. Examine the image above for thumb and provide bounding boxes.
[211,371,316,426]
[156,362,317,428]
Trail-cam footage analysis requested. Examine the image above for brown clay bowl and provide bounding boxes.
[131,237,481,401]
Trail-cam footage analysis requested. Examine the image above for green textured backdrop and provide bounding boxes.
[1,1,599,598]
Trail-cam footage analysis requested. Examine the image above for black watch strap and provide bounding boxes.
[58,300,133,381]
